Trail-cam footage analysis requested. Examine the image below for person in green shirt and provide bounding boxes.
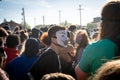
[75,1,120,80]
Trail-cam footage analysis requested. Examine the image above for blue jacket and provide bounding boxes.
[4,54,39,80]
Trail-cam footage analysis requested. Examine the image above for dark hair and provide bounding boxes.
[6,34,20,48]
[68,25,76,32]
[14,26,20,32]
[19,30,28,43]
[40,27,48,32]
[3,23,11,31]
[23,38,39,58]
[48,25,65,39]
[31,28,40,38]
[41,72,75,80]
[100,1,120,39]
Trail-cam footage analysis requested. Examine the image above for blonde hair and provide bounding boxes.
[76,30,91,53]
[41,72,75,80]
[91,60,120,80]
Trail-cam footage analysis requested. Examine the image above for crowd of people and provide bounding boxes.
[0,0,120,80]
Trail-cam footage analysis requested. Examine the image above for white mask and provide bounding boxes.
[56,30,68,47]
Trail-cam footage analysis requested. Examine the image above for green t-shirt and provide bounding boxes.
[78,39,118,75]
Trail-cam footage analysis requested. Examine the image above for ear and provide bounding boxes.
[51,37,57,43]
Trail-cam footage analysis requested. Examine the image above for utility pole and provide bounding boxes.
[43,16,45,26]
[59,10,61,25]
[34,17,36,27]
[22,8,26,29]
[78,4,83,28]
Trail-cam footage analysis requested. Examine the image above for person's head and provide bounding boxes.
[91,60,120,80]
[22,38,39,58]
[48,25,68,48]
[41,72,75,80]
[40,32,51,47]
[75,30,91,56]
[100,0,120,39]
[19,30,28,43]
[76,30,90,48]
[68,25,77,32]
[31,28,40,38]
[6,34,20,48]
[3,23,11,31]
[14,26,20,33]
[40,27,48,32]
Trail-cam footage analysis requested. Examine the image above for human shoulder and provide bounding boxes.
[38,49,57,62]
[79,39,116,73]
[41,49,56,56]
[86,39,116,51]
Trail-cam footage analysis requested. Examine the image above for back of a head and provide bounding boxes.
[14,26,20,32]
[91,60,120,80]
[6,34,19,48]
[102,1,120,21]
[41,73,75,80]
[68,25,76,32]
[19,30,28,43]
[31,28,40,38]
[100,0,120,39]
[24,38,39,58]
[3,23,11,31]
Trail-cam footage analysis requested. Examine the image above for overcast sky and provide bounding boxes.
[0,0,109,28]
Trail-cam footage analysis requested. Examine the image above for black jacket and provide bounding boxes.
[29,49,76,80]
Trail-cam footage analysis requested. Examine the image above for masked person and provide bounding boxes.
[28,25,76,80]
